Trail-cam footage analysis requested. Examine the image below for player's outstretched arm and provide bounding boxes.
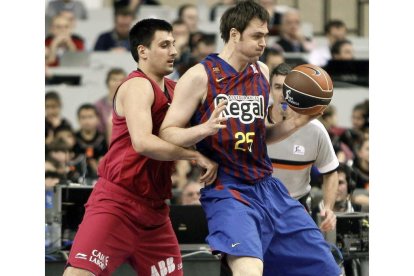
[160,64,227,148]
[117,77,218,184]
[265,112,322,144]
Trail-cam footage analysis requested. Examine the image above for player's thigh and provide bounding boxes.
[63,266,94,276]
[227,255,263,276]
[66,210,136,276]
[263,229,341,276]
[201,188,264,260]
[130,218,183,276]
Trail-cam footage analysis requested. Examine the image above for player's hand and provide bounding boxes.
[201,100,228,136]
[195,152,218,186]
[319,208,336,232]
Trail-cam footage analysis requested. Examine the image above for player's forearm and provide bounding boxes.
[133,133,199,161]
[159,125,210,148]
[322,171,338,210]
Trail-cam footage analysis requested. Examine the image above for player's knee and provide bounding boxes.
[227,255,263,276]
[63,266,94,276]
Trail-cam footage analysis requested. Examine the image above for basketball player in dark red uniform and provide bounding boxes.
[63,19,220,276]
[160,1,341,276]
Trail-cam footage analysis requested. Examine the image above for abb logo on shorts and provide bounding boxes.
[151,257,182,276]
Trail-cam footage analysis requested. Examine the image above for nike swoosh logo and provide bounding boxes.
[304,66,321,76]
[216,77,225,83]
[231,243,240,248]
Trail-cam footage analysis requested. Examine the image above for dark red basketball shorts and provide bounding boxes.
[66,179,183,276]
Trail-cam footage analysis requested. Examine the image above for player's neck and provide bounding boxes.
[219,45,249,72]
[137,65,165,88]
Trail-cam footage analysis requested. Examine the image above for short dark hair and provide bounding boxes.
[129,18,173,62]
[324,19,346,35]
[55,125,74,135]
[178,4,196,19]
[330,39,351,56]
[105,67,126,85]
[77,103,98,118]
[47,138,71,153]
[193,33,216,48]
[337,163,356,194]
[270,63,291,86]
[270,62,291,79]
[220,0,269,43]
[114,7,134,18]
[172,19,186,26]
[45,91,61,105]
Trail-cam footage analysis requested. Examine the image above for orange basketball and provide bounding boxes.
[282,64,334,115]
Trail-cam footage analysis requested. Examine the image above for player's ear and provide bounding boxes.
[137,45,147,60]
[230,28,240,43]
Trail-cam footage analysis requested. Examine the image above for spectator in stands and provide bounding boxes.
[45,171,62,188]
[258,0,283,35]
[45,47,53,82]
[46,138,79,183]
[309,20,347,67]
[313,163,360,216]
[210,0,235,22]
[351,137,369,213]
[178,4,199,33]
[168,20,192,80]
[54,125,77,150]
[45,157,59,173]
[339,101,369,157]
[276,9,311,53]
[318,105,354,164]
[172,19,191,62]
[352,138,369,190]
[46,0,88,20]
[113,0,160,14]
[351,100,369,133]
[45,14,85,66]
[330,39,354,60]
[94,68,126,136]
[58,9,78,31]
[261,46,285,72]
[73,104,108,180]
[180,181,203,205]
[45,91,73,145]
[177,33,216,76]
[94,8,134,52]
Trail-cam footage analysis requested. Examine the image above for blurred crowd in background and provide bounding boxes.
[45,0,369,212]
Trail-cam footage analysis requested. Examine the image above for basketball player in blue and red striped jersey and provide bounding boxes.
[160,1,342,276]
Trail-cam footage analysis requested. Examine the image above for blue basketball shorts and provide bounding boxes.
[200,174,341,276]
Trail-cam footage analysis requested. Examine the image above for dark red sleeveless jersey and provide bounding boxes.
[97,70,175,200]
[190,54,273,184]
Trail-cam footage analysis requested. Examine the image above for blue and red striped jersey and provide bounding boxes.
[191,54,273,184]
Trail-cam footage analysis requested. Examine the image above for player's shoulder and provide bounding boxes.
[118,76,154,99]
[257,61,269,82]
[257,61,269,74]
[122,76,152,89]
[180,63,208,84]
